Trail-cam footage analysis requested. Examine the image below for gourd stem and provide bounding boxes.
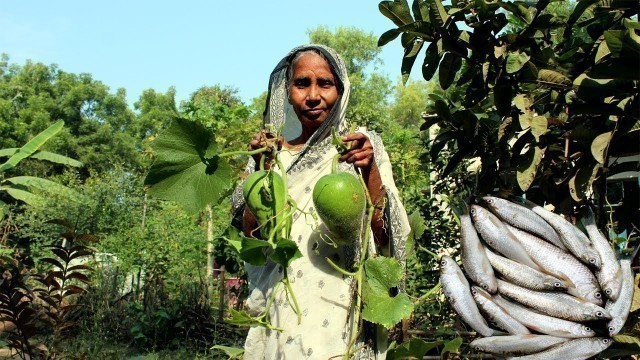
[325,257,357,277]
[282,275,302,324]
[331,153,340,174]
[264,281,282,324]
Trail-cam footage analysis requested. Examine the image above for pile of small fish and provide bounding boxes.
[439,196,636,359]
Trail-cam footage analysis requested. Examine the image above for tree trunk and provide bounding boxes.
[206,204,215,292]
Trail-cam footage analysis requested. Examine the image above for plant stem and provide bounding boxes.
[325,257,357,276]
[282,275,302,324]
[217,147,268,158]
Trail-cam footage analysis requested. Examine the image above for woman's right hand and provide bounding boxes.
[248,130,283,170]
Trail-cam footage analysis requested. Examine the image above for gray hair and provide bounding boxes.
[285,48,344,95]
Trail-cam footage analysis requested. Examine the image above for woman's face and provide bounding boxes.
[288,52,339,132]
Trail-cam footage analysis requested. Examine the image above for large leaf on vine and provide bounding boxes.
[516,144,544,191]
[406,210,426,257]
[380,0,414,27]
[442,337,464,357]
[226,308,272,328]
[361,257,414,329]
[211,345,244,359]
[270,239,302,268]
[387,338,441,360]
[5,176,82,202]
[427,0,448,28]
[144,118,232,212]
[591,131,613,164]
[239,237,271,266]
[604,30,640,59]
[0,120,64,172]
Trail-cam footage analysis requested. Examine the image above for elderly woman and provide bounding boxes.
[233,44,409,359]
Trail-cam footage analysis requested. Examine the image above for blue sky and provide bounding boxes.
[0,1,414,107]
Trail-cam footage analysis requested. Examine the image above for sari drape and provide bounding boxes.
[232,45,410,359]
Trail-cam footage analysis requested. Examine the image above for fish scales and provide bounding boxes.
[506,337,612,360]
[485,247,568,291]
[605,259,635,336]
[492,295,596,338]
[497,279,610,322]
[482,196,565,249]
[524,201,602,269]
[471,205,541,270]
[470,335,567,356]
[439,256,500,337]
[508,225,603,306]
[582,208,622,301]
[472,286,530,335]
[460,212,497,293]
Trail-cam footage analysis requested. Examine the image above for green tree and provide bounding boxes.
[0,58,142,175]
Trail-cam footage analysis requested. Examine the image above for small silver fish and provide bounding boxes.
[492,295,596,338]
[509,225,604,306]
[605,259,635,336]
[471,205,541,270]
[485,246,568,291]
[472,286,530,335]
[506,337,612,360]
[523,200,602,269]
[439,256,500,337]
[470,335,567,356]
[460,211,498,293]
[581,208,622,301]
[497,279,610,322]
[482,196,565,249]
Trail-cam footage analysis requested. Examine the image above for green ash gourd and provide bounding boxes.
[242,170,286,237]
[312,156,366,245]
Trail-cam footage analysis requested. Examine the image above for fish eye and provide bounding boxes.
[608,326,615,332]
[554,282,562,288]
[589,258,597,264]
[584,326,591,331]
[440,259,447,266]
[596,311,604,318]
[605,289,612,295]
[603,339,610,344]
[595,292,602,299]
[471,288,477,295]
[470,208,476,215]
[487,198,494,204]
[481,284,488,290]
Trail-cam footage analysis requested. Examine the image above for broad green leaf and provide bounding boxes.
[210,345,244,359]
[513,94,531,112]
[30,151,83,167]
[225,227,243,253]
[428,0,448,28]
[530,115,548,140]
[3,187,40,205]
[574,74,636,100]
[439,52,462,89]
[406,210,426,257]
[506,51,530,74]
[362,257,414,329]
[378,29,402,47]
[239,237,271,266]
[387,338,441,360]
[430,130,456,161]
[422,40,442,81]
[442,337,463,355]
[537,69,571,88]
[5,176,82,201]
[605,30,640,58]
[516,145,544,191]
[518,110,533,130]
[270,239,302,268]
[402,39,425,84]
[591,131,613,164]
[412,0,429,21]
[569,162,599,201]
[144,118,232,213]
[614,335,640,346]
[595,40,612,63]
[0,120,64,172]
[0,148,17,158]
[379,0,414,27]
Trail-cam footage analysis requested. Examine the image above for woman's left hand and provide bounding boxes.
[340,132,374,170]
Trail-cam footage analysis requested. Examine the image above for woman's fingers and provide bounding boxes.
[340,132,374,168]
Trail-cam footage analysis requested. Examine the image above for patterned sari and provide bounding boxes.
[232,45,410,359]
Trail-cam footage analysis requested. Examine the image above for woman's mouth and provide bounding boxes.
[304,108,324,116]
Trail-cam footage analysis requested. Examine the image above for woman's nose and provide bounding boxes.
[307,85,320,101]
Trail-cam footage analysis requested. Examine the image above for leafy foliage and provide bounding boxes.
[379,0,640,213]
